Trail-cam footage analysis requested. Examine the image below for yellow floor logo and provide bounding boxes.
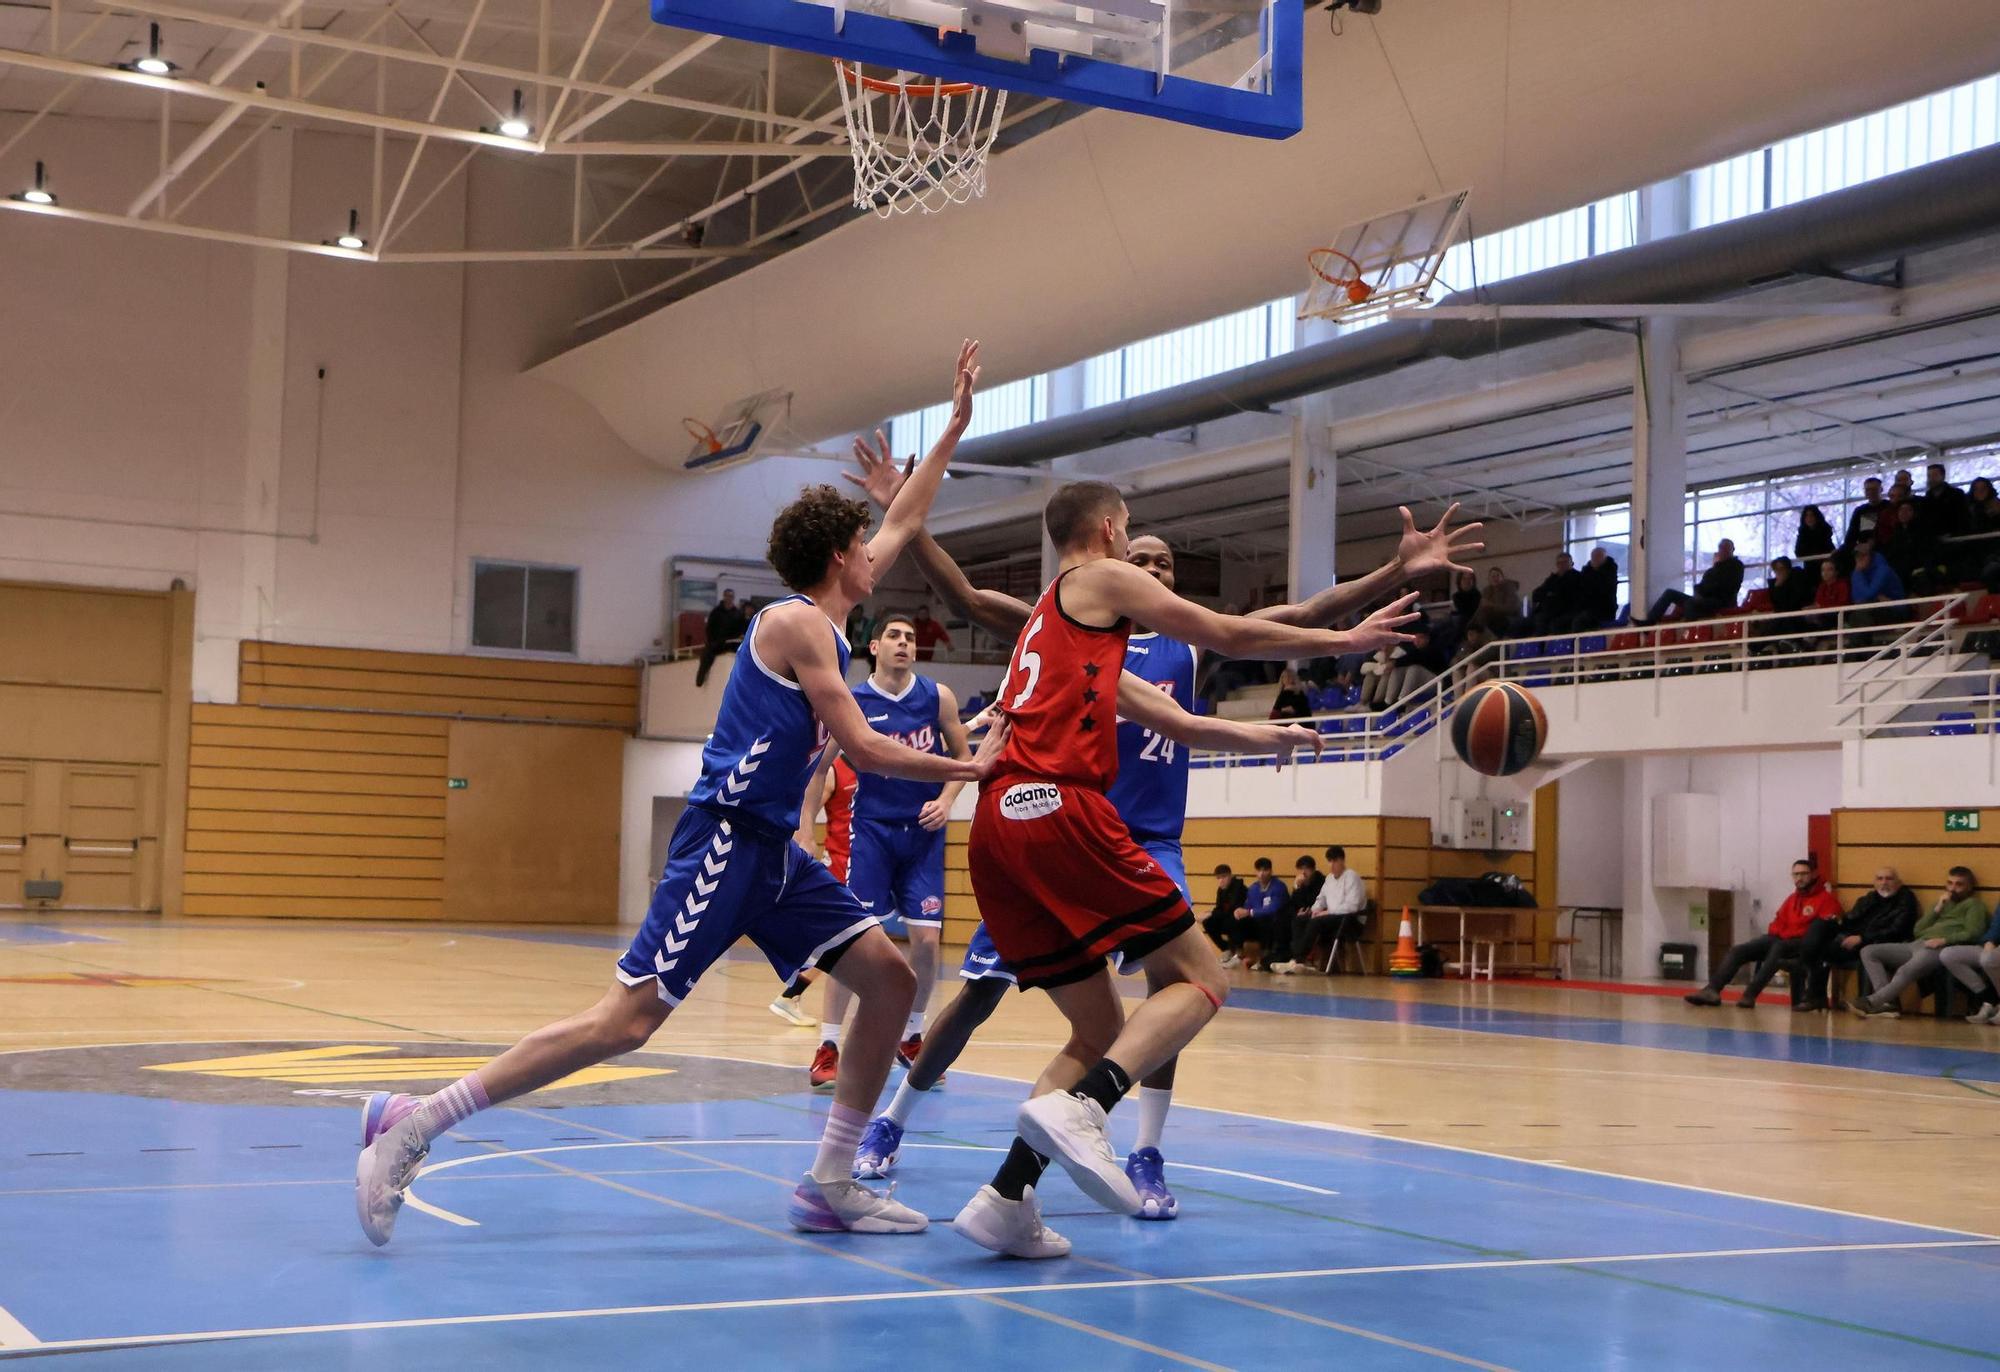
[144,1046,671,1090]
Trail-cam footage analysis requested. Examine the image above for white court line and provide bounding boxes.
[0,1304,38,1350]
[5,1238,1993,1356]
[402,1139,1341,1228]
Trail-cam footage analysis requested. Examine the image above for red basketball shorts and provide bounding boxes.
[968,778,1194,990]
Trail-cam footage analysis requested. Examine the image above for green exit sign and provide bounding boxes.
[1945,809,1980,832]
[447,777,469,791]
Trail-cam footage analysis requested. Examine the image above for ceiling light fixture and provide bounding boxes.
[12,161,55,206]
[335,208,365,251]
[128,23,176,76]
[498,89,531,140]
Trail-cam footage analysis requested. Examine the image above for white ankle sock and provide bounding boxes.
[904,1010,925,1036]
[819,1022,842,1047]
[1132,1085,1172,1153]
[812,1101,867,1183]
[413,1075,490,1145]
[884,1077,928,1127]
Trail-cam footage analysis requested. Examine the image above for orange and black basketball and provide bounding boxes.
[1450,680,1549,776]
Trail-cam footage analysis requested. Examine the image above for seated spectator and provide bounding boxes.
[1794,504,1836,578]
[1272,845,1368,974]
[1268,855,1326,972]
[1522,553,1586,636]
[1850,539,1906,607]
[1882,501,1945,593]
[1766,556,1814,614]
[1814,557,1852,615]
[1794,866,1917,1010]
[910,605,952,661]
[1269,668,1311,720]
[1942,900,2000,1024]
[1451,621,1496,668]
[1846,477,1891,547]
[1968,477,2000,535]
[1225,857,1290,970]
[1476,565,1521,635]
[1357,646,1395,710]
[1635,539,1745,625]
[1381,628,1447,703]
[1851,865,1990,1017]
[1684,858,1839,1007]
[1576,546,1619,628]
[1202,863,1249,958]
[1450,570,1482,625]
[696,588,749,687]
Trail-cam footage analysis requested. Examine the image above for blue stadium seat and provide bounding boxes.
[1580,635,1609,654]
[1932,712,1976,737]
[1510,641,1544,661]
[1546,637,1576,656]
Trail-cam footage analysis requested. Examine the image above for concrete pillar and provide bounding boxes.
[1630,176,1691,612]
[1289,312,1340,603]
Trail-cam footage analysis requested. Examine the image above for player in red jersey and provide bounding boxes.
[770,756,858,1032]
[952,480,1418,1258]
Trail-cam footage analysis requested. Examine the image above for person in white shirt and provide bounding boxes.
[1272,845,1369,974]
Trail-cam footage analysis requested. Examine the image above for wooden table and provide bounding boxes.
[1415,904,1559,979]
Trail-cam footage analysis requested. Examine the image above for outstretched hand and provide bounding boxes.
[843,430,910,510]
[1347,592,1424,653]
[966,705,1011,781]
[1396,502,1485,580]
[1264,723,1324,772]
[945,339,980,437]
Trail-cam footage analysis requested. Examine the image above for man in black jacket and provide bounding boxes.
[1262,855,1325,972]
[1524,553,1586,636]
[1793,866,1918,1010]
[1202,864,1249,955]
[1636,540,1745,625]
[1846,477,1891,547]
[695,588,749,686]
[1574,546,1620,629]
[1766,556,1815,614]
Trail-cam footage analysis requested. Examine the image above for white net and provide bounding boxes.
[835,61,1007,217]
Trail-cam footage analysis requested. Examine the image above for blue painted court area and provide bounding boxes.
[2,1054,1996,1368]
[0,924,113,946]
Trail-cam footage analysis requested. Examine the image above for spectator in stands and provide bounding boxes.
[1451,621,1496,670]
[1968,477,2000,534]
[1942,901,2000,1024]
[1883,501,1946,593]
[1524,552,1585,636]
[845,603,874,665]
[1635,539,1745,625]
[1846,477,1891,548]
[1356,646,1393,710]
[1766,556,1814,614]
[1576,547,1620,629]
[1477,565,1521,634]
[1270,668,1311,720]
[1230,857,1290,971]
[1203,863,1249,961]
[1814,555,1852,619]
[910,605,952,661]
[1451,570,1481,626]
[1852,866,1990,1018]
[1382,628,1448,703]
[696,588,749,687]
[1794,866,1917,1010]
[1922,462,1971,539]
[1794,505,1836,577]
[1848,540,1904,607]
[1271,855,1326,972]
[1684,857,1839,1008]
[1272,845,1368,974]
[1889,468,1915,502]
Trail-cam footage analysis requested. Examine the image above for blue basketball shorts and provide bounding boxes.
[1108,836,1189,977]
[846,816,947,929]
[616,806,877,1007]
[958,921,1017,986]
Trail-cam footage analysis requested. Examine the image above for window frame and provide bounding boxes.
[469,556,583,660]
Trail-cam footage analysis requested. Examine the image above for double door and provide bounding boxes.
[0,759,158,911]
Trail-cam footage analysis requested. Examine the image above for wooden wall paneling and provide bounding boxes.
[0,583,170,691]
[239,642,640,730]
[161,587,193,917]
[441,720,623,924]
[1833,806,2000,914]
[0,761,24,905]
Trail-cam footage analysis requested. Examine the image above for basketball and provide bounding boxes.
[1450,680,1549,776]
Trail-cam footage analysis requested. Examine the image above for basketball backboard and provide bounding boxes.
[1299,189,1471,325]
[683,388,791,475]
[650,0,1302,139]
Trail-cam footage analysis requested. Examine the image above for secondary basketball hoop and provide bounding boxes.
[683,417,724,455]
[1299,189,1473,325]
[835,59,1005,216]
[1306,247,1375,307]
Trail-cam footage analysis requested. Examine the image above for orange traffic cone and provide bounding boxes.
[1388,908,1422,978]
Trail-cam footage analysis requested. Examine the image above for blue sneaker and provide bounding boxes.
[853,1116,903,1180]
[1125,1147,1178,1220]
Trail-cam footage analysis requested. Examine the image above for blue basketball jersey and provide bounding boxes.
[1109,631,1197,842]
[850,674,947,822]
[686,595,848,834]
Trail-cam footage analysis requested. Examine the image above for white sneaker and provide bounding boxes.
[786,1173,928,1233]
[1966,1003,1999,1024]
[354,1112,429,1247]
[768,996,815,1027]
[1015,1092,1140,1216]
[1218,953,1241,969]
[1270,961,1300,975]
[953,1184,1070,1259]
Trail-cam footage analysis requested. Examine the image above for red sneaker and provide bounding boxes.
[896,1034,943,1085]
[809,1041,839,1091]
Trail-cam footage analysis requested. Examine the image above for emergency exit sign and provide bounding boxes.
[1945,809,1980,832]
[447,777,469,791]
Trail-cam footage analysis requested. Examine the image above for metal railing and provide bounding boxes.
[1193,591,1970,768]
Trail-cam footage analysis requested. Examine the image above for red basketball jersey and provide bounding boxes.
[823,755,858,877]
[992,568,1130,791]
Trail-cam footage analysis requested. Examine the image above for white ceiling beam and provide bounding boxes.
[1,194,368,258]
[539,0,616,148]
[125,100,248,216]
[554,35,721,143]
[0,9,111,164]
[388,8,503,122]
[377,0,489,251]
[1401,302,1902,321]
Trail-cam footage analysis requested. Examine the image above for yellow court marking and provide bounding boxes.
[142,1045,670,1090]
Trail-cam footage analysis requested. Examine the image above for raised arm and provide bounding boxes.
[760,602,997,785]
[1072,559,1419,661]
[858,340,979,576]
[1116,670,1323,765]
[1252,504,1483,627]
[917,681,974,831]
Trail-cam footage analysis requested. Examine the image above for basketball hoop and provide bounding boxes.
[1307,246,1375,307]
[683,417,723,455]
[834,59,1006,217]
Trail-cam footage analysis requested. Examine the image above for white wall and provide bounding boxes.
[1556,759,1626,909]
[619,738,709,923]
[1842,735,2000,807]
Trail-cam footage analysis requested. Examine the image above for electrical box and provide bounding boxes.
[1494,801,1529,850]
[1444,798,1494,849]
[1651,793,1721,888]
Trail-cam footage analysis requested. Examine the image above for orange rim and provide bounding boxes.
[835,59,979,98]
[1307,246,1366,288]
[683,417,722,454]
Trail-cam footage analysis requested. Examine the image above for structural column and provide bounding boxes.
[1289,313,1339,602]
[1629,175,1691,611]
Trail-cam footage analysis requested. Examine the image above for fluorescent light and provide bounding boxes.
[13,161,55,206]
[498,88,531,140]
[336,208,365,251]
[128,23,175,77]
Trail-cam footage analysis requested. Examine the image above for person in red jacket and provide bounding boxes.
[1685,858,1841,1008]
